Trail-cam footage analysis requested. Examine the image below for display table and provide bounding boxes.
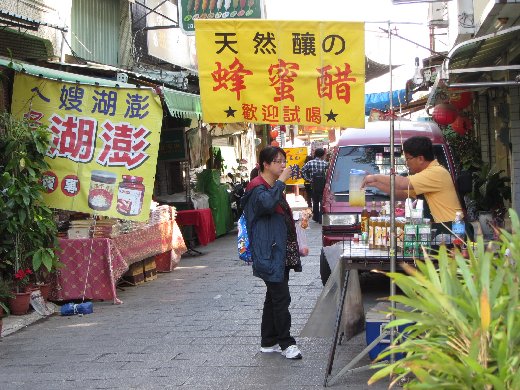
[50,220,187,304]
[176,208,216,246]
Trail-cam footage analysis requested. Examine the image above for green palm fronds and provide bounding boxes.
[369,209,520,389]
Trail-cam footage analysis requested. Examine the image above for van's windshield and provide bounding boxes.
[331,145,451,201]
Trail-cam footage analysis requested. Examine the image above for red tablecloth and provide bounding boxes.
[175,208,216,245]
[51,220,187,304]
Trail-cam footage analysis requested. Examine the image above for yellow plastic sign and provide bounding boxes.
[283,147,308,185]
[195,19,365,128]
[11,74,162,221]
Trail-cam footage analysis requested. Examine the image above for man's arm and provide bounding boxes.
[362,174,412,194]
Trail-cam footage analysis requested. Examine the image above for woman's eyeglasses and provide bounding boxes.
[272,159,287,164]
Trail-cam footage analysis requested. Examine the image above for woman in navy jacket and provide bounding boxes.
[241,146,303,360]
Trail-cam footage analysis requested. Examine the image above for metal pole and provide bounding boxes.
[388,21,397,365]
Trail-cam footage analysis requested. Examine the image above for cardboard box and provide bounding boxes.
[144,257,157,281]
[67,227,91,239]
[122,260,145,285]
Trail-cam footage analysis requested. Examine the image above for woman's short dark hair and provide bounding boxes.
[403,136,434,161]
[259,146,286,172]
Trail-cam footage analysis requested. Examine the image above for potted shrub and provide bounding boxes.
[468,164,511,237]
[369,209,520,388]
[0,113,62,303]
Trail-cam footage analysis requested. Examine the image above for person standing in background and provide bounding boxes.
[250,162,259,180]
[301,148,329,223]
[302,155,313,209]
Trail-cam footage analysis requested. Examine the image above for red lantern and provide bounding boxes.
[270,130,279,139]
[449,91,472,110]
[270,140,279,147]
[451,115,472,135]
[432,103,458,126]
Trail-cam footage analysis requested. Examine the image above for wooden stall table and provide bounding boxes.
[51,220,187,304]
[175,208,216,255]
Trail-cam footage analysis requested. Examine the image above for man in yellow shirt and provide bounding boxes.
[362,136,462,232]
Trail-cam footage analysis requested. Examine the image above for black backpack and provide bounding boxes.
[311,169,326,194]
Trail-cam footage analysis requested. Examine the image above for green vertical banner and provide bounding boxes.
[178,0,265,35]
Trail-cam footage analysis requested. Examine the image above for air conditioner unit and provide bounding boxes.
[428,2,449,28]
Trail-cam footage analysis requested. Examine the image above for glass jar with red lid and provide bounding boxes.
[116,175,145,216]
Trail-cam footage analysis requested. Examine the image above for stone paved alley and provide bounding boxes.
[0,220,390,390]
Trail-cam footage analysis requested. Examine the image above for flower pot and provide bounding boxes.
[8,291,31,315]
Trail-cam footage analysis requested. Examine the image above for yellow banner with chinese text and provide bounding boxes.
[283,147,308,186]
[195,20,365,128]
[11,74,162,221]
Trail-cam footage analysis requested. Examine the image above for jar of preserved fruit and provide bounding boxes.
[116,175,145,216]
[88,171,117,211]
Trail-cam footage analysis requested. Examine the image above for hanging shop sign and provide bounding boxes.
[283,147,308,186]
[11,73,162,221]
[195,20,365,128]
[179,0,265,35]
[158,128,187,161]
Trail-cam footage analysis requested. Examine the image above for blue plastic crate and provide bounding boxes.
[366,302,410,361]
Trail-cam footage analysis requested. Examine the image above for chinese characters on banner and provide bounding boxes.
[283,147,308,185]
[195,20,365,128]
[11,74,162,222]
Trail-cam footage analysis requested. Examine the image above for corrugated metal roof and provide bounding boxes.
[446,25,520,85]
[71,0,119,67]
[0,56,135,88]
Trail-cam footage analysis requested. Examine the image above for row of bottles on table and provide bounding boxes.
[360,200,393,233]
[359,199,430,255]
[359,199,466,256]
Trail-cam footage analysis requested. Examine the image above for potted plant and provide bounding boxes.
[369,209,520,388]
[8,268,32,315]
[468,164,511,237]
[0,113,62,306]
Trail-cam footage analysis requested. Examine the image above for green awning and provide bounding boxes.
[161,87,201,123]
[0,56,135,88]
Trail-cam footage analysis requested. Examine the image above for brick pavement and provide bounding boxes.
[0,219,390,389]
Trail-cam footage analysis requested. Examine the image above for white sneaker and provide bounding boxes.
[260,344,282,353]
[281,345,302,359]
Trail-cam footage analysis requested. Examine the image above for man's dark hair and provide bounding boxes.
[259,146,286,172]
[403,136,434,161]
[314,148,325,158]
